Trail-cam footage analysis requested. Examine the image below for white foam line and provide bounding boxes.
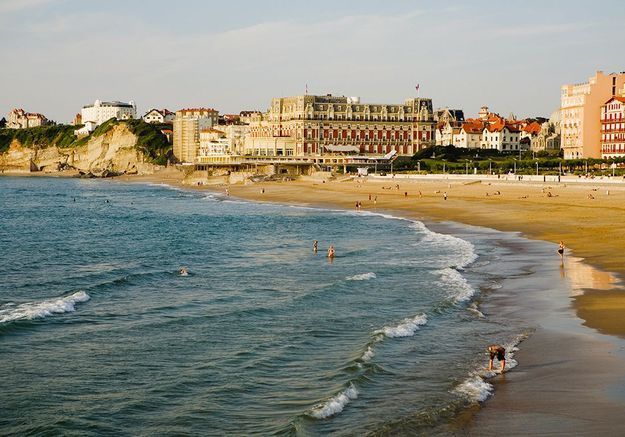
[374,313,428,338]
[361,346,375,362]
[454,334,525,403]
[346,272,377,281]
[0,291,90,324]
[309,384,359,419]
[438,268,476,303]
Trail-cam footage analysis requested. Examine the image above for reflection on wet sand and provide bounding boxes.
[561,256,625,338]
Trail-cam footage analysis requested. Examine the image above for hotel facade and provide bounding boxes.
[600,95,625,159]
[560,71,625,159]
[172,108,219,163]
[245,94,436,157]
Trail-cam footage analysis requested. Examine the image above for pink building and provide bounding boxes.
[600,96,625,159]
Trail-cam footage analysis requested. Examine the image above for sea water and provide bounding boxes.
[0,177,531,435]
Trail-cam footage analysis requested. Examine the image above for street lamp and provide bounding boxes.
[465,159,469,175]
[535,159,539,176]
[489,158,492,175]
[513,158,517,174]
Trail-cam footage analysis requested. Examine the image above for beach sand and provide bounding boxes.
[120,169,625,433]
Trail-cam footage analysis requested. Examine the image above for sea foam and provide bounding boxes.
[346,272,376,281]
[438,268,475,303]
[309,384,359,419]
[455,335,525,403]
[0,291,90,324]
[374,314,428,338]
[455,374,493,402]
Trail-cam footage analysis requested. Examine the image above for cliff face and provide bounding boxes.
[0,124,156,175]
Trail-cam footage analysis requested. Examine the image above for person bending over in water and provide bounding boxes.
[488,344,506,372]
[327,245,335,259]
[558,241,565,260]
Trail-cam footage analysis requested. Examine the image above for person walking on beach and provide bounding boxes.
[443,192,448,200]
[488,344,506,372]
[313,240,318,253]
[558,241,565,260]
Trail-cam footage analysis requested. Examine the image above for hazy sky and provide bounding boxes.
[1,0,624,123]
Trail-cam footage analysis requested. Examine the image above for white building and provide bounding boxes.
[453,122,483,148]
[81,99,137,129]
[481,124,521,151]
[143,108,174,124]
[74,121,97,137]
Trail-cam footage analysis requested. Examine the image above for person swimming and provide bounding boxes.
[179,267,189,276]
[327,245,335,259]
[313,240,318,253]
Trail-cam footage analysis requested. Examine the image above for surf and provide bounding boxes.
[0,291,90,324]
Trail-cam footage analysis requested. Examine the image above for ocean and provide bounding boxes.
[0,177,532,435]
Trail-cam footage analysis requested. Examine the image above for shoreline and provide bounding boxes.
[5,170,625,432]
[115,170,625,433]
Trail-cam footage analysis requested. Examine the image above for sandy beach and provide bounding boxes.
[118,168,625,433]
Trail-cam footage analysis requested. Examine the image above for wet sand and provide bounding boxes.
[116,169,625,433]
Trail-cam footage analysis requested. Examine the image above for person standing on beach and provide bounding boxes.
[443,192,448,200]
[558,241,565,260]
[488,344,506,372]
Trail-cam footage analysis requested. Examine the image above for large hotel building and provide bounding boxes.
[560,71,625,159]
[245,94,436,156]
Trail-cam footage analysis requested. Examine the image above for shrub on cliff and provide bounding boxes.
[124,119,172,165]
[0,124,78,153]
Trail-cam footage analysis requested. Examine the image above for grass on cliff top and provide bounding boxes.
[0,119,173,165]
[0,124,78,153]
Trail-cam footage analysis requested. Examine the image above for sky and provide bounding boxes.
[1,0,624,123]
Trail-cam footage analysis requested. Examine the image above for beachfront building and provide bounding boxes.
[81,100,137,131]
[6,108,50,129]
[600,96,625,158]
[560,71,625,159]
[143,109,174,124]
[453,121,483,148]
[172,108,219,163]
[530,111,561,152]
[481,122,521,151]
[245,94,436,156]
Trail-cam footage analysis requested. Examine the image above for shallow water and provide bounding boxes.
[0,177,532,435]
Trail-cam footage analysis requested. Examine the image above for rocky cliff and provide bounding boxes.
[0,122,166,176]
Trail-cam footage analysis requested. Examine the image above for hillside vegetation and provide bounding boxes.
[0,119,172,165]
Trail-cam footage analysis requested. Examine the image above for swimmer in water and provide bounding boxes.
[313,240,318,253]
[327,245,335,259]
[179,267,189,276]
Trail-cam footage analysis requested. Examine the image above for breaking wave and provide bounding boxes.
[0,291,90,324]
[374,314,428,338]
[346,272,376,281]
[438,268,476,303]
[309,384,359,419]
[454,334,525,403]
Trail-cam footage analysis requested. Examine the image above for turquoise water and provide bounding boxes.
[0,177,527,435]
